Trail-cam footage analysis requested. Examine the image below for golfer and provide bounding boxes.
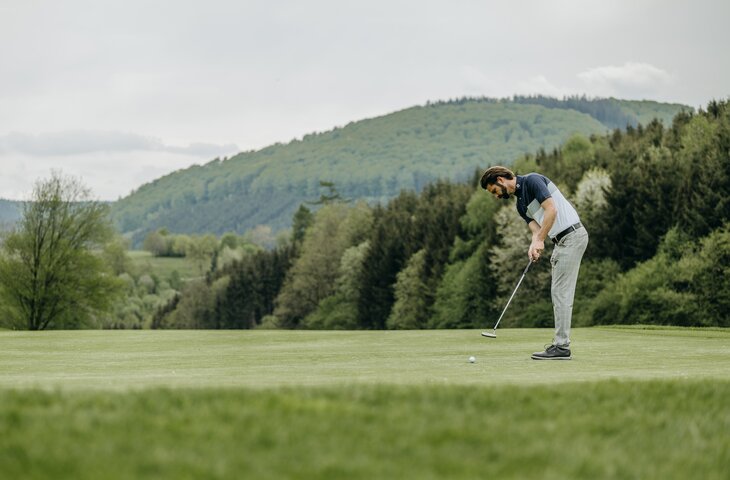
[480,166,589,360]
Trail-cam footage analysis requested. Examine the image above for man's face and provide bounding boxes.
[486,178,511,200]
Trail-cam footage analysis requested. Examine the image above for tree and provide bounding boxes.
[102,236,133,276]
[302,241,370,330]
[171,235,191,257]
[291,205,314,245]
[558,134,596,192]
[573,168,611,259]
[674,104,730,237]
[219,232,241,250]
[430,190,502,328]
[186,235,218,275]
[307,181,349,205]
[430,242,500,329]
[387,249,430,329]
[157,278,225,329]
[246,225,276,249]
[591,138,682,269]
[0,173,122,330]
[214,245,294,329]
[356,195,418,329]
[691,223,730,326]
[142,230,168,256]
[274,202,373,327]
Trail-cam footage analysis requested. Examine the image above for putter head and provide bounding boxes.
[481,331,497,338]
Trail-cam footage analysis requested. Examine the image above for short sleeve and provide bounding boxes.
[525,175,552,204]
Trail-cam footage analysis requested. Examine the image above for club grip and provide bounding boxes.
[523,259,532,275]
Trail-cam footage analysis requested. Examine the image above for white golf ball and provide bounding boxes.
[468,356,476,363]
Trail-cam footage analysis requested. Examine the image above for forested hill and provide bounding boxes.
[0,200,22,230]
[110,96,689,241]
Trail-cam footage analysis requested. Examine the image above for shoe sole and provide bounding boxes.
[531,355,572,360]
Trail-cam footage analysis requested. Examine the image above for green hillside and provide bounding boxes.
[0,199,22,229]
[511,95,690,128]
[110,97,689,241]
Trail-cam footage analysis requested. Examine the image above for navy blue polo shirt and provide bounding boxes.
[514,173,581,238]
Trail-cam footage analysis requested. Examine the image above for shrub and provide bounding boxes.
[586,225,729,327]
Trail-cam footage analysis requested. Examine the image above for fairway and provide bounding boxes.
[1,327,728,479]
[1,327,728,389]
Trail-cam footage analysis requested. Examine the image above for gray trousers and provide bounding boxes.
[550,227,589,347]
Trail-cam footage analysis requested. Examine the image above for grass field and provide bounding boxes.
[1,327,728,479]
[127,250,203,283]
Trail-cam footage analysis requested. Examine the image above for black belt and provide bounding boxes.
[552,223,583,244]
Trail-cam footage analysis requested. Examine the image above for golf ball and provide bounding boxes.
[468,356,476,363]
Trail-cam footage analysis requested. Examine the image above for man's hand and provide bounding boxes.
[529,238,544,262]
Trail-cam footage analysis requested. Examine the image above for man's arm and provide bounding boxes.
[528,198,557,261]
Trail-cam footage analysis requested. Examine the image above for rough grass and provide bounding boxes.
[1,327,728,479]
[1,382,728,480]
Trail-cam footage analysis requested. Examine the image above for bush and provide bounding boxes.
[586,225,730,327]
[257,315,281,330]
[691,224,730,326]
[137,274,156,295]
[509,301,554,328]
[302,295,359,330]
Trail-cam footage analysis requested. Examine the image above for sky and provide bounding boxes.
[1,0,728,201]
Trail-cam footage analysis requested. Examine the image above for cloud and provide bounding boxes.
[0,150,220,201]
[460,66,496,94]
[0,130,238,158]
[514,75,570,98]
[578,62,673,97]
[163,142,241,157]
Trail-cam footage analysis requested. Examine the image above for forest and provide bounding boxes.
[109,96,688,244]
[145,100,729,330]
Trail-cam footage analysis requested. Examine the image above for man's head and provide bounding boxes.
[480,166,516,200]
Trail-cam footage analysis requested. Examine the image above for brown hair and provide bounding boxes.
[480,166,514,190]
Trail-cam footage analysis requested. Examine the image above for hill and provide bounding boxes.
[0,199,22,230]
[110,97,690,241]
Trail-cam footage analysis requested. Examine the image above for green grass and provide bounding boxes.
[1,327,728,390]
[1,328,728,479]
[127,250,202,282]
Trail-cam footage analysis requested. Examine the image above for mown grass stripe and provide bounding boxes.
[1,328,729,391]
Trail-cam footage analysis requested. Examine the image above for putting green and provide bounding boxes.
[1,327,728,390]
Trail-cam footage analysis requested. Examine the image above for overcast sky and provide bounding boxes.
[1,0,728,200]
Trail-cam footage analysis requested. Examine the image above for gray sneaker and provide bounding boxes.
[531,344,571,360]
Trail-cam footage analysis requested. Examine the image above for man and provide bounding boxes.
[480,166,589,360]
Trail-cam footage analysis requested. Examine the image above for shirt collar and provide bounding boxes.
[515,175,524,193]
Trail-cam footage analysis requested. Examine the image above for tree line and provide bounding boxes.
[1,100,727,330]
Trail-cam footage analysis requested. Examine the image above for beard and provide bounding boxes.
[498,185,511,200]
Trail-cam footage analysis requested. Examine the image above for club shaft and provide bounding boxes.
[491,260,532,331]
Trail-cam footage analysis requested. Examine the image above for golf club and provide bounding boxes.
[481,259,532,338]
